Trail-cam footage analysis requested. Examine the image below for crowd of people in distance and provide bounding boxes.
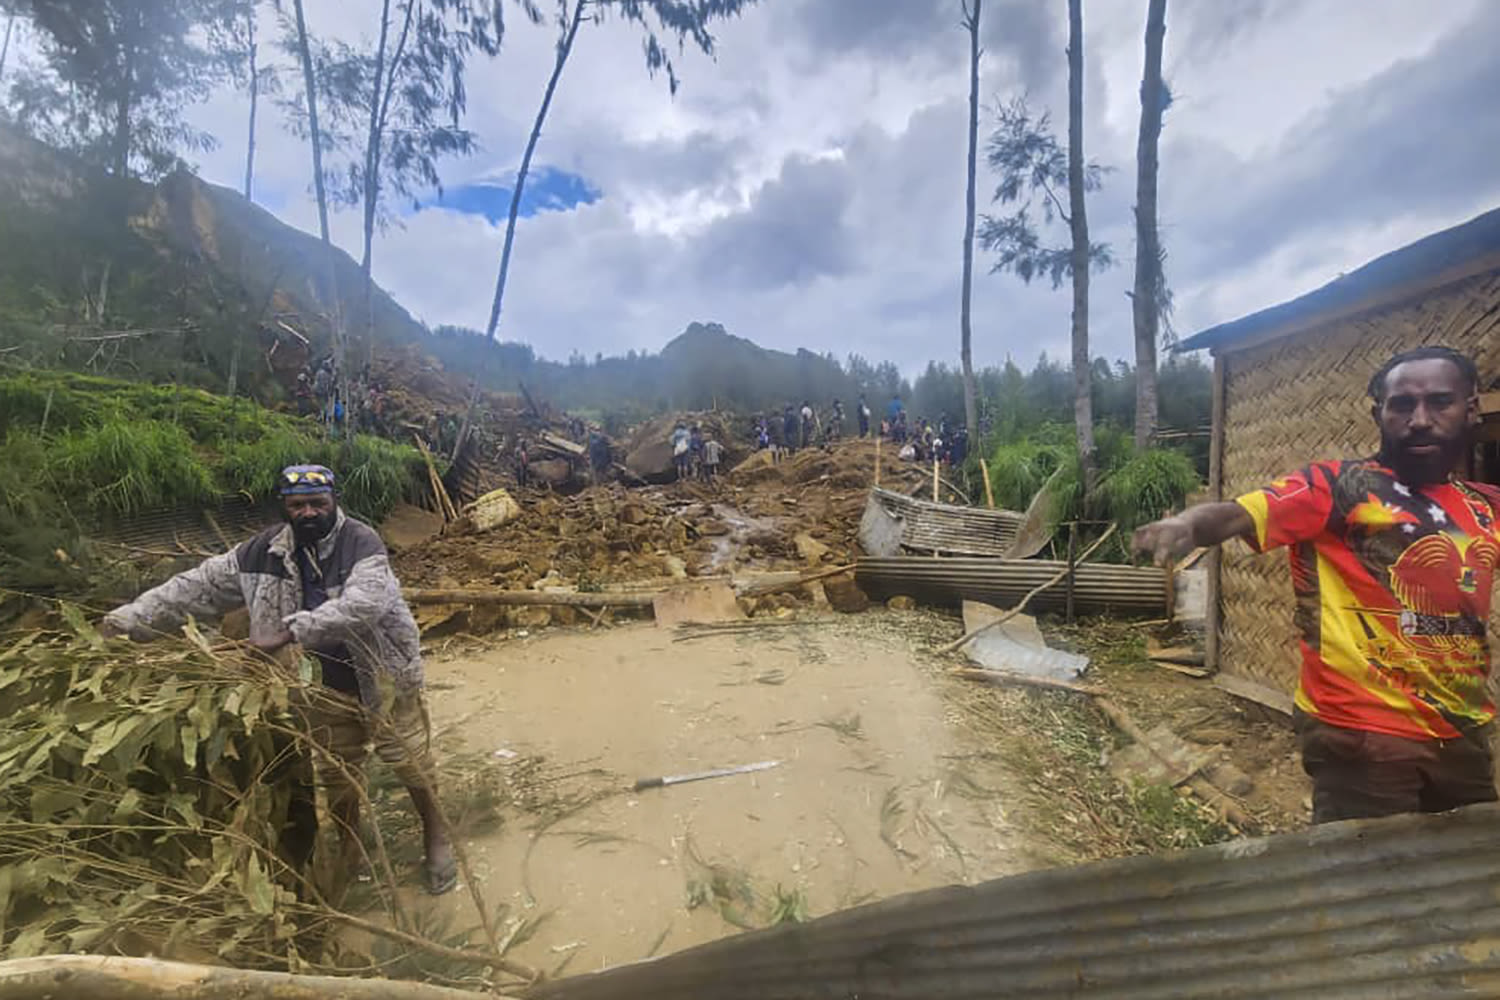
[294,356,389,439]
[748,393,969,469]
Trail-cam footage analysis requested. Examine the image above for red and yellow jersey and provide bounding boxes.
[1236,459,1500,740]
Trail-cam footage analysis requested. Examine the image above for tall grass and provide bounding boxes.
[0,371,425,589]
[52,420,216,518]
[983,422,1201,555]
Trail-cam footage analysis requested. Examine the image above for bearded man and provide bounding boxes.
[102,464,457,893]
[1134,347,1500,822]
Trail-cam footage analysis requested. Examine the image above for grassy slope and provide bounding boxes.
[0,370,425,589]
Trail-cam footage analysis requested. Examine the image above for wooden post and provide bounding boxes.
[932,457,940,503]
[979,456,995,508]
[1065,522,1078,624]
[874,434,882,487]
[1206,352,1227,672]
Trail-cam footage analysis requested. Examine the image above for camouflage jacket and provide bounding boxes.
[105,510,422,709]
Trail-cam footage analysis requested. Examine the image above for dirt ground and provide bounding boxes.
[351,605,1313,984]
[360,434,1313,985]
[408,614,1035,978]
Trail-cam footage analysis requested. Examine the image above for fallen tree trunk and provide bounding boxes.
[404,588,655,608]
[0,955,511,1000]
[738,563,856,598]
[405,565,859,614]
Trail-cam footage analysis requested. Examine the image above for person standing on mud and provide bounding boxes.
[885,394,904,437]
[702,433,724,481]
[100,465,458,893]
[830,399,845,441]
[799,400,815,449]
[689,425,705,479]
[588,429,611,484]
[783,405,799,458]
[857,394,871,438]
[1134,347,1500,823]
[671,422,691,480]
[313,360,334,425]
[514,439,531,488]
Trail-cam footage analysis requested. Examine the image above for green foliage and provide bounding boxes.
[984,422,1201,554]
[0,621,320,963]
[984,434,1074,512]
[52,420,216,517]
[0,371,423,590]
[979,95,1113,288]
[7,0,231,178]
[1095,448,1201,534]
[0,432,83,592]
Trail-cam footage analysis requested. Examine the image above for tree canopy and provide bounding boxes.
[2,0,233,178]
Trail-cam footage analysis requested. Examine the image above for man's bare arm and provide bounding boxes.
[1132,502,1255,567]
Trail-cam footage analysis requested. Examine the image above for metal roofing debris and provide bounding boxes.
[860,487,1023,557]
[1178,205,1500,353]
[530,804,1500,999]
[97,495,273,554]
[856,556,1168,616]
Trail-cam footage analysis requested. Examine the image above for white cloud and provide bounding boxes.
[180,0,1500,376]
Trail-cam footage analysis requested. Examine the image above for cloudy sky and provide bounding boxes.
[178,0,1500,373]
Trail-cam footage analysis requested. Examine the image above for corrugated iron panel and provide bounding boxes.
[529,804,1500,999]
[868,488,1023,557]
[96,495,275,553]
[856,556,1166,615]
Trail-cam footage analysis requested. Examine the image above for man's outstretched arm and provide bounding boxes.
[1132,502,1255,567]
[100,549,244,640]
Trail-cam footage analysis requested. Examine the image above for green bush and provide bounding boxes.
[0,371,425,591]
[1095,448,1201,533]
[983,424,1202,557]
[52,420,216,518]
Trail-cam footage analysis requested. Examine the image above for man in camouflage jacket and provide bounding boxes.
[103,464,457,894]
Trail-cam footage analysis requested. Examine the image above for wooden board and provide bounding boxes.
[1214,671,1295,719]
[652,581,746,629]
[1108,723,1217,788]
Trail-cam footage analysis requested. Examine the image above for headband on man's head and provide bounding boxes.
[278,464,336,496]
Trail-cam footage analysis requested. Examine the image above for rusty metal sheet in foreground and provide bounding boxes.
[529,804,1500,999]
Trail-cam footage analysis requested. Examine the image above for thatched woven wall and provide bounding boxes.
[1219,269,1500,696]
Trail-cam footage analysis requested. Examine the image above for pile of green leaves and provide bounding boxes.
[0,613,325,965]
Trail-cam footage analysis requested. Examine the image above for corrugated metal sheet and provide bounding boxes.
[857,557,1166,615]
[864,488,1023,557]
[95,495,275,553]
[529,804,1500,999]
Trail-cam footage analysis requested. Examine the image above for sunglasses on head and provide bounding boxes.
[279,469,335,493]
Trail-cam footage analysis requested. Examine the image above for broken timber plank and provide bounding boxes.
[1214,671,1295,720]
[404,588,655,608]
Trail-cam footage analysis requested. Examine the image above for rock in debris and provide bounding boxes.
[794,532,831,564]
[823,576,870,614]
[510,606,552,629]
[886,595,917,611]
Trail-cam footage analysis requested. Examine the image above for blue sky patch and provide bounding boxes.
[427,167,600,222]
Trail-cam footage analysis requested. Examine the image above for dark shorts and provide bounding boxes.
[1294,710,1497,823]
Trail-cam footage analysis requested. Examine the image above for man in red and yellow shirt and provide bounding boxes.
[1134,347,1499,822]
